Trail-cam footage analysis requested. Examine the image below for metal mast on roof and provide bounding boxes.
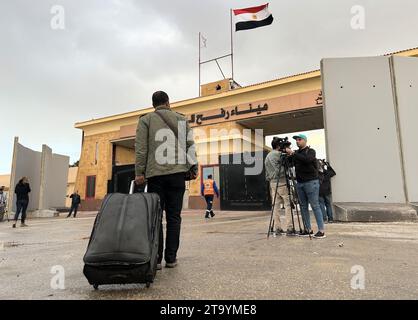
[198,9,235,97]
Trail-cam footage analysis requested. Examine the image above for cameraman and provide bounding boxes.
[285,134,326,239]
[265,137,294,236]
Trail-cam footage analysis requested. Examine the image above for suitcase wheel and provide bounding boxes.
[146,282,151,289]
[93,284,99,290]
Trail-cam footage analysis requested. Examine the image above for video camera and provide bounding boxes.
[271,136,292,152]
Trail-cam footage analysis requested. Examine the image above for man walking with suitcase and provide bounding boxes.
[135,91,198,270]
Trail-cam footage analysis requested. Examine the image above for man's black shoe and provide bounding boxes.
[299,230,313,237]
[165,260,178,268]
[275,229,286,236]
[210,210,215,218]
[286,229,297,236]
[314,231,326,239]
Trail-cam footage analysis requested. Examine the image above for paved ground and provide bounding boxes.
[0,210,417,300]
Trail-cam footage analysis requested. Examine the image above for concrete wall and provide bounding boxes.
[10,141,42,212]
[391,57,418,203]
[322,56,406,203]
[47,153,70,208]
[322,56,418,207]
[8,138,69,213]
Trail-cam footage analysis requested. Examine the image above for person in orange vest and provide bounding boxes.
[201,175,219,219]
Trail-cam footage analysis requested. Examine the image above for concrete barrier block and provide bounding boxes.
[333,203,417,222]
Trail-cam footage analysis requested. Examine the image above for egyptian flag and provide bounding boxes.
[233,3,274,32]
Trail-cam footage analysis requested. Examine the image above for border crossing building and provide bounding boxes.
[74,47,418,220]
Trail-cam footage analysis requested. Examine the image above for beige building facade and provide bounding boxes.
[74,47,418,211]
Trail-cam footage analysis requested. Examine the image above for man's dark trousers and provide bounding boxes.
[15,199,29,223]
[67,204,79,218]
[205,195,214,211]
[148,172,185,264]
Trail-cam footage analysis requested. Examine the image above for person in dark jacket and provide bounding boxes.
[318,160,336,223]
[13,177,31,228]
[285,134,326,239]
[67,191,81,218]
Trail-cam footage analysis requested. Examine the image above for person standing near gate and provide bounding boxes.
[201,174,219,219]
[13,177,31,228]
[318,160,336,223]
[285,134,326,239]
[67,191,81,218]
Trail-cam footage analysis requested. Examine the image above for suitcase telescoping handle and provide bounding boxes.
[129,180,148,194]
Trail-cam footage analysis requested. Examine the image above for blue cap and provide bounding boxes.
[293,134,307,141]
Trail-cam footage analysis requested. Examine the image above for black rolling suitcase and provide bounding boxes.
[83,182,162,290]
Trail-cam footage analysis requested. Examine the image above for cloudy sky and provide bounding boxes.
[1,0,418,173]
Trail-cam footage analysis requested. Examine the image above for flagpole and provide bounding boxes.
[230,9,234,81]
[198,32,201,97]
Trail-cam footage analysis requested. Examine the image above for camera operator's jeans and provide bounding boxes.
[295,179,325,232]
[269,181,293,231]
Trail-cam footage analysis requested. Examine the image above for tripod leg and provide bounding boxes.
[267,164,284,238]
[283,159,299,235]
[285,178,295,232]
[294,197,303,233]
[267,181,278,238]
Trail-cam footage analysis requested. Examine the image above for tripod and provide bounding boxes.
[267,153,311,240]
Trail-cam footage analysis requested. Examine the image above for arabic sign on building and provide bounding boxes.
[188,89,322,127]
[115,90,323,138]
[188,103,269,126]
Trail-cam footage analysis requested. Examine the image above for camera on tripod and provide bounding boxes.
[272,136,292,152]
[268,136,311,239]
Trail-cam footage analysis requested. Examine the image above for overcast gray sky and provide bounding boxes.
[1,0,418,173]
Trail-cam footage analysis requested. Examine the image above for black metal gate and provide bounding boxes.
[108,165,144,194]
[219,152,271,211]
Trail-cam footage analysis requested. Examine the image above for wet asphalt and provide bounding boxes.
[0,210,417,300]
